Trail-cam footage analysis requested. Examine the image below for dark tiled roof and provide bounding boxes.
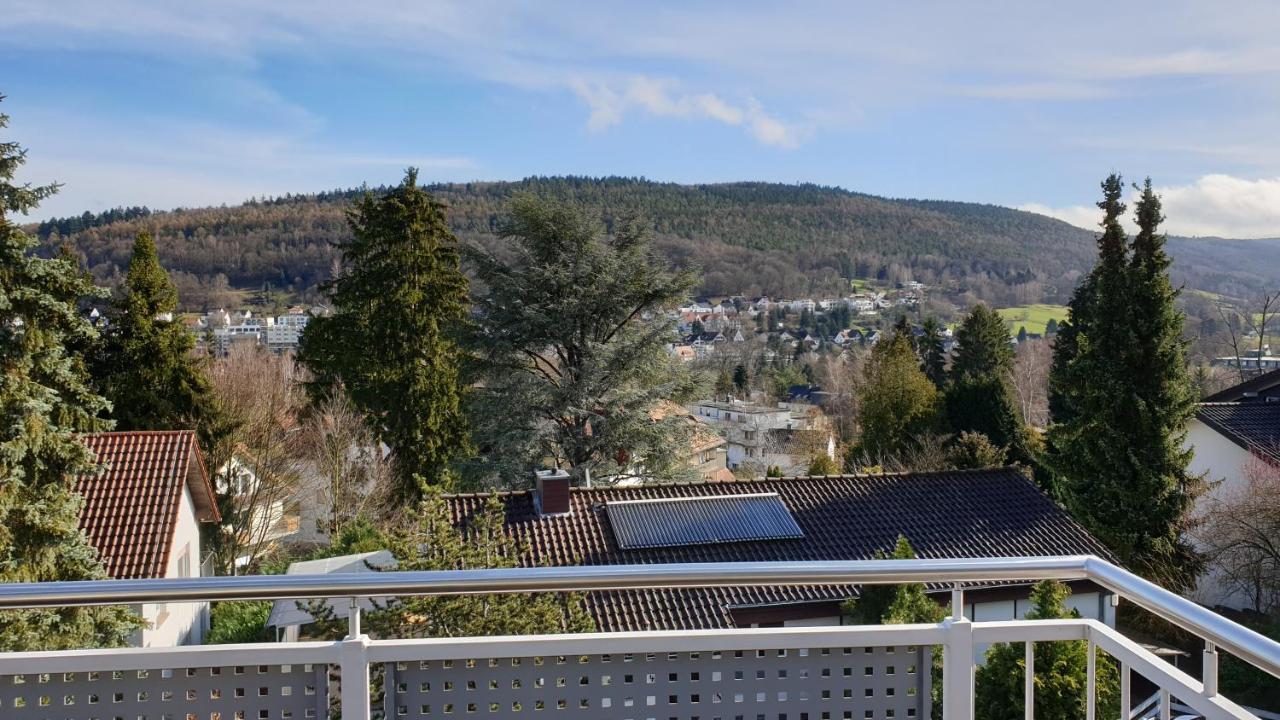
[1196,402,1280,463]
[444,468,1111,631]
[77,431,220,579]
[1204,369,1280,403]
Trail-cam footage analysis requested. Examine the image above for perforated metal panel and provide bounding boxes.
[0,662,329,720]
[383,644,929,720]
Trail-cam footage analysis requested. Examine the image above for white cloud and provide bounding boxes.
[571,76,797,148]
[1016,202,1106,232]
[1156,175,1280,238]
[1019,174,1280,239]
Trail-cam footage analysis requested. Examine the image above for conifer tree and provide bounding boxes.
[305,493,595,639]
[1047,175,1202,589]
[1048,278,1095,425]
[946,304,1027,460]
[0,96,140,649]
[299,169,472,503]
[850,331,940,466]
[949,304,1013,380]
[463,195,697,485]
[93,232,227,451]
[843,537,946,717]
[918,316,947,388]
[976,581,1119,720]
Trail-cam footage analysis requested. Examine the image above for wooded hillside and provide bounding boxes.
[33,177,1280,310]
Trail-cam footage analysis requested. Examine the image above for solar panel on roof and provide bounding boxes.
[605,493,804,549]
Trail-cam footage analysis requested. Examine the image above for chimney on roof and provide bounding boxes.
[534,469,572,516]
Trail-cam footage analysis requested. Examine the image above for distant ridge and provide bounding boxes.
[32,176,1280,307]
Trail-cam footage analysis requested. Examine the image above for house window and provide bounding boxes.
[177,545,191,578]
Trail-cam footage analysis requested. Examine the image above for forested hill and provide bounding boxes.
[32,177,1280,309]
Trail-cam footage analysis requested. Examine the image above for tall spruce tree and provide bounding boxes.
[949,304,1013,380]
[299,169,472,503]
[0,96,140,649]
[1047,175,1202,589]
[93,232,226,451]
[918,316,947,388]
[946,304,1027,461]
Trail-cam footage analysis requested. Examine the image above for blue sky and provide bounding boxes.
[5,0,1280,237]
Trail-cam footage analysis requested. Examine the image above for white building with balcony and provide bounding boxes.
[690,399,833,473]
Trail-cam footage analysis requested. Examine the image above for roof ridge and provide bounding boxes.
[81,429,197,437]
[449,466,1023,500]
[1199,401,1252,406]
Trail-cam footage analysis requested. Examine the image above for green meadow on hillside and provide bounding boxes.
[997,304,1068,336]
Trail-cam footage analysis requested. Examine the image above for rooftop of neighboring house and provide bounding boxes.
[649,401,727,455]
[76,430,220,579]
[1204,368,1280,403]
[691,399,791,416]
[441,468,1112,631]
[1196,402,1280,464]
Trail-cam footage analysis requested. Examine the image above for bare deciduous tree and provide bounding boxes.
[208,346,305,573]
[1011,338,1052,428]
[298,391,393,538]
[1195,453,1280,614]
[1216,290,1280,383]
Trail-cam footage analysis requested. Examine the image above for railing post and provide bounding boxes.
[1087,640,1096,720]
[1119,662,1129,720]
[340,598,371,720]
[1024,641,1034,720]
[1202,641,1218,698]
[1159,688,1171,720]
[943,584,974,720]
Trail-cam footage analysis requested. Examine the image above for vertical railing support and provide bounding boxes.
[943,584,974,720]
[1159,688,1171,720]
[1202,641,1218,698]
[340,598,371,720]
[1119,662,1129,720]
[1024,641,1034,720]
[1086,640,1096,720]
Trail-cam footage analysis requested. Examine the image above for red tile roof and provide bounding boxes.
[444,468,1113,631]
[77,431,220,580]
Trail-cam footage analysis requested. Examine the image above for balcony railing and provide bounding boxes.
[0,555,1275,720]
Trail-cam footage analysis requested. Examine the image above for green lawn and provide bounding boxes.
[996,304,1068,336]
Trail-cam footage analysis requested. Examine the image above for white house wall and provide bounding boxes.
[1184,418,1258,610]
[138,485,208,647]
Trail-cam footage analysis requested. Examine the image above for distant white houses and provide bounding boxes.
[1211,345,1280,372]
[689,399,835,475]
[189,307,317,356]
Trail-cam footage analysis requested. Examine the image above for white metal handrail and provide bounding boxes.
[0,555,1277,720]
[0,555,1274,681]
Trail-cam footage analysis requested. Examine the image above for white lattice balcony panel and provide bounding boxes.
[376,629,935,720]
